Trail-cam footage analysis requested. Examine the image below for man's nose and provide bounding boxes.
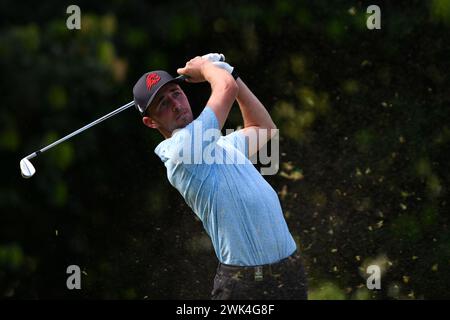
[169,98,181,112]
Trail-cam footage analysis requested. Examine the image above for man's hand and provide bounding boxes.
[177,56,235,81]
[201,52,234,74]
[177,53,233,83]
[177,53,233,82]
[177,56,214,83]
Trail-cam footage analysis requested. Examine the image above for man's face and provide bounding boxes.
[143,83,193,135]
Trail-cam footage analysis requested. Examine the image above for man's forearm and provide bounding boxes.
[236,78,276,129]
[201,61,238,128]
[203,63,237,94]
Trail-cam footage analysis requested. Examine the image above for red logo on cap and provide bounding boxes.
[146,73,161,91]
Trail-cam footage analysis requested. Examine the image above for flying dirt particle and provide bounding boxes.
[356,168,362,176]
[376,220,384,228]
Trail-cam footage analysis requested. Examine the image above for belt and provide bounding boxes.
[217,252,300,282]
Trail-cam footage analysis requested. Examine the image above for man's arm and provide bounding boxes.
[236,78,275,129]
[234,78,277,156]
[177,57,238,129]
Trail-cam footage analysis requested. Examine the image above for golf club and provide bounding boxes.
[20,100,135,178]
[19,75,189,179]
[19,54,225,178]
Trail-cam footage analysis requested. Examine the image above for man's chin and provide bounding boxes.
[175,115,193,128]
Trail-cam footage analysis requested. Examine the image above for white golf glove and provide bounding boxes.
[212,61,234,74]
[201,53,225,62]
[201,52,238,79]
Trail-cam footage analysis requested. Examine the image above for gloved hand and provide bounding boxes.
[201,53,225,62]
[201,53,233,74]
[193,53,238,79]
[212,61,234,74]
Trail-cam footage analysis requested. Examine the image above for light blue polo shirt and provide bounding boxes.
[154,107,296,266]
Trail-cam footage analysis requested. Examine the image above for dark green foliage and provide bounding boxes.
[1,0,449,299]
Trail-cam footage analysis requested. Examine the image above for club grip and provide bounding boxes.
[175,75,189,81]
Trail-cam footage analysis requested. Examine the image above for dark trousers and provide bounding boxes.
[211,252,308,300]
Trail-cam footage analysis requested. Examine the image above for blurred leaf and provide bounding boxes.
[420,206,438,227]
[355,129,375,153]
[169,14,201,44]
[47,85,67,110]
[391,215,422,241]
[290,55,306,76]
[0,127,19,151]
[101,15,116,36]
[352,287,371,300]
[0,244,24,270]
[12,24,40,52]
[309,282,346,300]
[416,158,432,177]
[427,174,442,197]
[326,19,345,41]
[430,0,450,25]
[126,29,148,48]
[98,41,115,66]
[342,79,359,95]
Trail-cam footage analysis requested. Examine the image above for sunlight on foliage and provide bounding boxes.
[0,244,24,270]
[309,282,346,300]
[431,0,450,25]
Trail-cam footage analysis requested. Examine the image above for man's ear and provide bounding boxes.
[142,116,159,129]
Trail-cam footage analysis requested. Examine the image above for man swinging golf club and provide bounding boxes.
[133,53,308,300]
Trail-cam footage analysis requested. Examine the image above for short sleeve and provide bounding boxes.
[222,130,249,158]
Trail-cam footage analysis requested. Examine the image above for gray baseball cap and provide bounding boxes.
[133,71,184,116]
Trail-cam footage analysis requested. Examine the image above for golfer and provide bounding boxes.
[133,54,307,300]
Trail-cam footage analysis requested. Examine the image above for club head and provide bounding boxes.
[20,158,36,178]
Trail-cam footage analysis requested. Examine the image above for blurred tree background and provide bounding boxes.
[1,0,449,299]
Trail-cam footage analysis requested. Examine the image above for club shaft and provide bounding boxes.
[30,101,135,158]
[24,56,223,160]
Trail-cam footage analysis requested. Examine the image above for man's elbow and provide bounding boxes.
[262,117,277,131]
[223,78,239,99]
[267,121,277,130]
[260,117,277,141]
